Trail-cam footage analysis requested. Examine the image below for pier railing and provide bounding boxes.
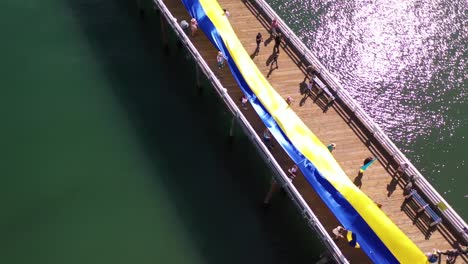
[251,0,467,243]
[153,0,350,263]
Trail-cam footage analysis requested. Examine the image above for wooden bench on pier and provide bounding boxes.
[404,189,442,238]
[312,76,335,108]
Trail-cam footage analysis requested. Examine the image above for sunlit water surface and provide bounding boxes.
[267,0,467,218]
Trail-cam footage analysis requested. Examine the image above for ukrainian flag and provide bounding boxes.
[347,230,360,248]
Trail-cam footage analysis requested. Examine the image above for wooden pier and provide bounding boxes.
[155,0,467,263]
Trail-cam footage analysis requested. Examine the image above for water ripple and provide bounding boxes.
[268,0,466,148]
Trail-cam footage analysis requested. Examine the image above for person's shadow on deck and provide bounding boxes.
[266,52,278,78]
[265,52,275,66]
[386,177,398,197]
[299,82,310,107]
[264,34,274,46]
[353,171,363,188]
[266,65,277,78]
[250,47,260,59]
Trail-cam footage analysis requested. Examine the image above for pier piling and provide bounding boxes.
[159,12,169,50]
[263,178,279,207]
[229,117,235,137]
[195,64,202,93]
[136,0,144,20]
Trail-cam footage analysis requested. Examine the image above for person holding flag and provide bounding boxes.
[360,156,378,173]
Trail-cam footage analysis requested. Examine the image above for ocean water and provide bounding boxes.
[267,0,467,220]
[2,0,465,263]
[0,0,322,263]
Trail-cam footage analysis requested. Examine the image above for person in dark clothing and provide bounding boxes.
[437,244,468,263]
[363,157,374,166]
[273,32,282,54]
[305,65,319,81]
[255,32,263,54]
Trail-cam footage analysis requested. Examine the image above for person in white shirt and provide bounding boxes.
[287,165,298,180]
[190,18,198,37]
[241,95,248,110]
[332,226,347,240]
[263,128,273,149]
[216,51,226,69]
[306,80,313,95]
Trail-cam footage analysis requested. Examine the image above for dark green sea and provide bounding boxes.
[1,0,465,263]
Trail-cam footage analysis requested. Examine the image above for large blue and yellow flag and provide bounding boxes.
[347,230,360,248]
[180,0,427,263]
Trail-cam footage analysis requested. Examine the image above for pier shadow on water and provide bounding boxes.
[65,0,325,263]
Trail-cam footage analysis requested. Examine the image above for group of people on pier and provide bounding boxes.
[425,244,467,263]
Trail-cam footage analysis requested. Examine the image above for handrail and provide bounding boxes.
[153,0,350,263]
[252,0,467,243]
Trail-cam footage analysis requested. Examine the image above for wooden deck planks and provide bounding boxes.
[162,0,466,263]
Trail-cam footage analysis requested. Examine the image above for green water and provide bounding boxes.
[0,0,322,263]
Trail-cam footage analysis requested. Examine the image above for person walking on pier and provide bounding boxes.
[437,248,460,263]
[332,225,347,241]
[437,244,468,263]
[190,18,198,37]
[263,128,273,150]
[360,156,377,173]
[287,164,298,181]
[255,32,263,54]
[180,20,189,32]
[270,18,279,37]
[241,95,248,110]
[305,79,313,96]
[273,32,282,54]
[327,143,336,152]
[305,65,319,82]
[425,250,439,263]
[397,162,408,176]
[217,51,226,69]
